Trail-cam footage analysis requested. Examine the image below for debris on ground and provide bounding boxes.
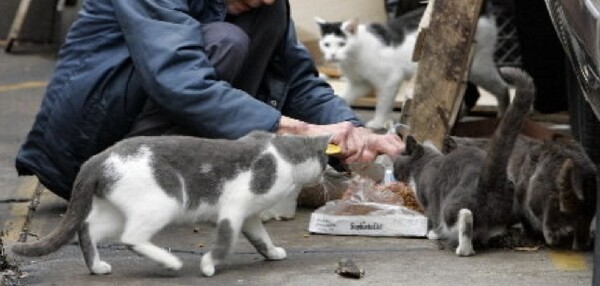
[1,235,24,286]
[335,258,364,279]
[487,227,545,250]
[435,226,545,252]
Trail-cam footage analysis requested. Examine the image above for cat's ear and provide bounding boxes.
[315,17,327,26]
[557,159,583,213]
[405,136,417,154]
[341,18,359,35]
[394,123,410,140]
[404,136,424,158]
[443,136,458,154]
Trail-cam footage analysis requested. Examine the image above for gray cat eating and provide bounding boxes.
[12,131,331,277]
[448,133,598,250]
[393,67,534,256]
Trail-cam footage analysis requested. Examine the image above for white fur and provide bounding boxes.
[319,16,508,129]
[261,149,323,221]
[426,230,440,240]
[455,209,475,256]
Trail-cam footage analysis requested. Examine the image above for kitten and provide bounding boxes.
[448,134,598,250]
[393,67,534,256]
[316,7,510,129]
[12,131,331,277]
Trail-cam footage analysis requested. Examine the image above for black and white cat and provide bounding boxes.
[393,67,534,256]
[448,134,598,250]
[12,131,331,277]
[316,7,510,129]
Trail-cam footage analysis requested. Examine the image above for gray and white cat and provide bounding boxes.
[448,134,598,250]
[316,7,510,129]
[12,131,331,277]
[393,67,534,256]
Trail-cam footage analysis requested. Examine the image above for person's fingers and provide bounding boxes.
[344,146,376,163]
[373,135,404,158]
[227,0,252,14]
[344,134,369,163]
[330,122,355,158]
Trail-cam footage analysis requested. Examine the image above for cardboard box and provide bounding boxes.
[308,203,428,237]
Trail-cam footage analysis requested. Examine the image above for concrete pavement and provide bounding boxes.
[0,49,594,286]
[3,184,594,286]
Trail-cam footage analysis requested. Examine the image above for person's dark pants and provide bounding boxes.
[126,0,287,137]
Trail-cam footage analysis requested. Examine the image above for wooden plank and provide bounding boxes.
[408,0,484,149]
[5,0,34,52]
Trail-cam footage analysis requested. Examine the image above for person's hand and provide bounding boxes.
[227,0,276,15]
[276,117,404,163]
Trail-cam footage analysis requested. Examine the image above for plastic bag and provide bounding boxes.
[298,166,350,208]
[308,174,428,237]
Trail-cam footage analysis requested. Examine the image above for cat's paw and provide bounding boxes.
[266,247,287,261]
[427,230,440,240]
[260,209,295,222]
[260,211,281,222]
[91,261,112,275]
[365,119,386,130]
[455,244,476,257]
[163,256,184,271]
[200,253,216,277]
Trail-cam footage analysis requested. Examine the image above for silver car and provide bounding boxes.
[546,0,600,117]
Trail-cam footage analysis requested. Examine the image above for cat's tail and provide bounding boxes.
[479,67,535,190]
[12,158,100,257]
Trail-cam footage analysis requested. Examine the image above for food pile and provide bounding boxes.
[309,174,429,237]
[340,176,424,214]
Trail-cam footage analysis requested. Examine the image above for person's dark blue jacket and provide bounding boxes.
[15,0,361,199]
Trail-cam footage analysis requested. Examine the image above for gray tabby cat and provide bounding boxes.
[12,131,331,277]
[316,6,510,129]
[448,134,598,250]
[393,67,534,256]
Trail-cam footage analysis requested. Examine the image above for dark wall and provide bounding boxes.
[0,0,59,43]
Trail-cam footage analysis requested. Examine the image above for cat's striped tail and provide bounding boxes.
[12,157,100,257]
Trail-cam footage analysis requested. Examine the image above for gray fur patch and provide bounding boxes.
[100,131,329,209]
[78,223,95,270]
[110,135,266,207]
[271,136,312,164]
[368,7,423,46]
[84,151,113,199]
[250,153,277,194]
[272,135,330,168]
[150,160,184,203]
[243,232,269,257]
[213,219,234,260]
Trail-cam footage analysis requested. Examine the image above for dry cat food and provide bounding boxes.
[342,176,423,213]
[379,182,424,213]
[331,203,385,216]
